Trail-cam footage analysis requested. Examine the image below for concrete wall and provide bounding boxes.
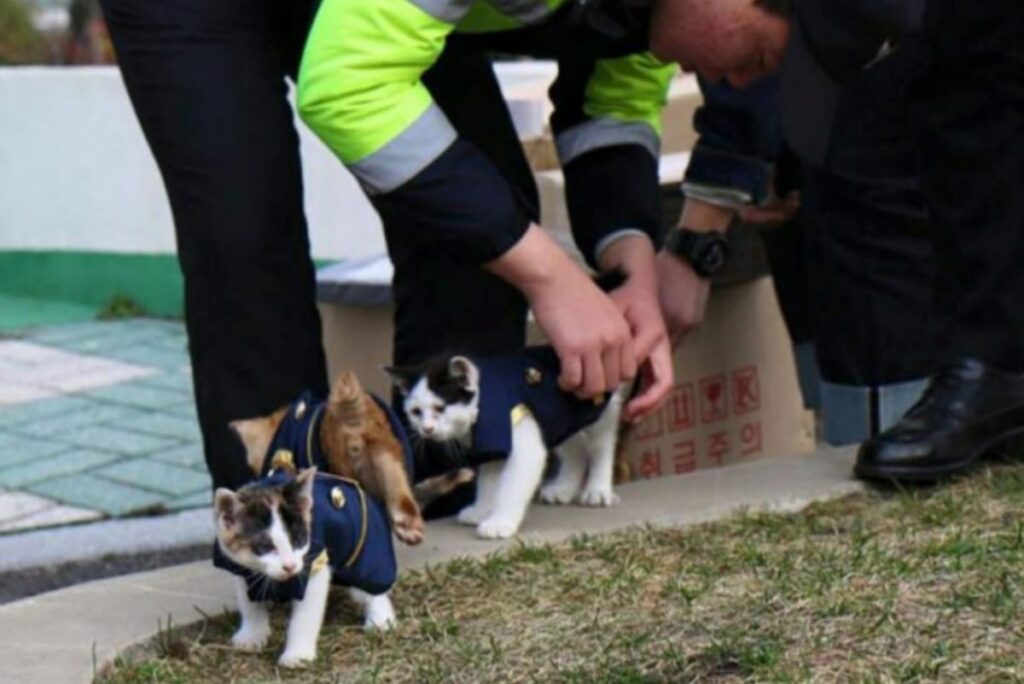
[0,63,559,261]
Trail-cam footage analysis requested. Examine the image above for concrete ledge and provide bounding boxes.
[0,447,859,684]
[0,508,212,573]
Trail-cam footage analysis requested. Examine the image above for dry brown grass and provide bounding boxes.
[99,465,1024,683]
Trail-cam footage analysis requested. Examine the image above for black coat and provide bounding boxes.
[782,0,925,164]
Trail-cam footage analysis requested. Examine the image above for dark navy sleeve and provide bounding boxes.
[371,139,531,264]
[683,76,782,208]
[563,145,664,266]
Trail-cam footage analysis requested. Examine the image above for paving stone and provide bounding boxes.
[45,329,168,357]
[0,504,101,532]
[149,444,205,470]
[118,412,201,441]
[166,489,212,511]
[0,382,55,405]
[84,381,185,411]
[100,345,190,371]
[164,401,198,420]
[0,341,68,365]
[149,335,189,353]
[54,425,178,455]
[0,437,67,470]
[135,370,193,394]
[0,342,155,404]
[42,364,157,394]
[6,405,147,439]
[95,459,211,497]
[23,321,125,345]
[0,450,122,489]
[27,473,167,516]
[0,490,56,520]
[0,395,95,427]
[28,326,142,354]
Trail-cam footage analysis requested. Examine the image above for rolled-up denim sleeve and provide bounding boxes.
[682,75,782,207]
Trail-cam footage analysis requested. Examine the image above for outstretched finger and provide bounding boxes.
[624,339,674,421]
[557,352,583,393]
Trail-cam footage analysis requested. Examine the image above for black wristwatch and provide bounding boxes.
[662,228,730,279]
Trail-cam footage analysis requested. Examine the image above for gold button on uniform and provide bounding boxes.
[525,367,543,385]
[330,486,346,509]
[271,449,295,472]
[294,401,307,419]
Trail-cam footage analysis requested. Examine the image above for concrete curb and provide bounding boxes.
[0,508,212,573]
[0,447,860,684]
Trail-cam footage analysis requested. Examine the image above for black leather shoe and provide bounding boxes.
[855,359,1024,481]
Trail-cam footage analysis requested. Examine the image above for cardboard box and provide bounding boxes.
[318,260,814,482]
[615,277,815,482]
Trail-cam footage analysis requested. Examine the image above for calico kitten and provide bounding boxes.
[215,464,470,667]
[231,371,426,545]
[214,468,396,667]
[387,353,622,540]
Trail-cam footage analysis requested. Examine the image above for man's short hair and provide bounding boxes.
[754,0,794,18]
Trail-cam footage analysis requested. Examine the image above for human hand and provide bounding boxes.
[485,225,636,397]
[737,191,800,225]
[655,249,711,347]
[599,236,674,420]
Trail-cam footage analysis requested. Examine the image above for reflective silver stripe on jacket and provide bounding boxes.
[555,117,660,166]
[491,0,552,24]
[408,0,473,24]
[349,103,457,195]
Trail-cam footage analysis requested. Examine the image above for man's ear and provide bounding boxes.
[449,356,479,391]
[382,366,415,395]
[214,488,239,531]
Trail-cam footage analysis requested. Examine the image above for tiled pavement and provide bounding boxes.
[0,319,211,534]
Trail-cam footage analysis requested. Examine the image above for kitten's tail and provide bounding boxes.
[412,468,475,508]
[330,370,367,427]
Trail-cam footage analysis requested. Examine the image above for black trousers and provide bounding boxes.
[774,2,1024,386]
[802,46,939,386]
[915,0,1024,370]
[100,0,327,491]
[100,1,540,491]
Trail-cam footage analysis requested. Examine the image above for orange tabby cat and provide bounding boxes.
[230,371,459,546]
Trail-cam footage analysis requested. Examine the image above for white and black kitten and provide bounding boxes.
[387,354,622,540]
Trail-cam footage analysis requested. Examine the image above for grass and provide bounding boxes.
[98,466,1024,683]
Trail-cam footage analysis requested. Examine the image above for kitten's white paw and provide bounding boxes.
[277,648,316,668]
[539,482,578,505]
[364,608,397,631]
[578,488,620,507]
[231,625,270,651]
[476,516,519,539]
[457,504,488,525]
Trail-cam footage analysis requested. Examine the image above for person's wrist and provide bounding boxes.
[598,234,656,285]
[677,197,734,234]
[485,224,573,300]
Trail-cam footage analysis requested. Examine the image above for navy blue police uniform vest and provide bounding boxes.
[468,346,610,465]
[214,392,411,602]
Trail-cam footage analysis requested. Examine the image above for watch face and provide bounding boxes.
[697,238,728,275]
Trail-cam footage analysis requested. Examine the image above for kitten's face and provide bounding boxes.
[215,468,315,581]
[387,356,480,442]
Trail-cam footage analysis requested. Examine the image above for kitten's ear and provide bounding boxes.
[449,356,479,391]
[214,488,239,530]
[293,467,316,515]
[383,365,415,395]
[229,410,285,474]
